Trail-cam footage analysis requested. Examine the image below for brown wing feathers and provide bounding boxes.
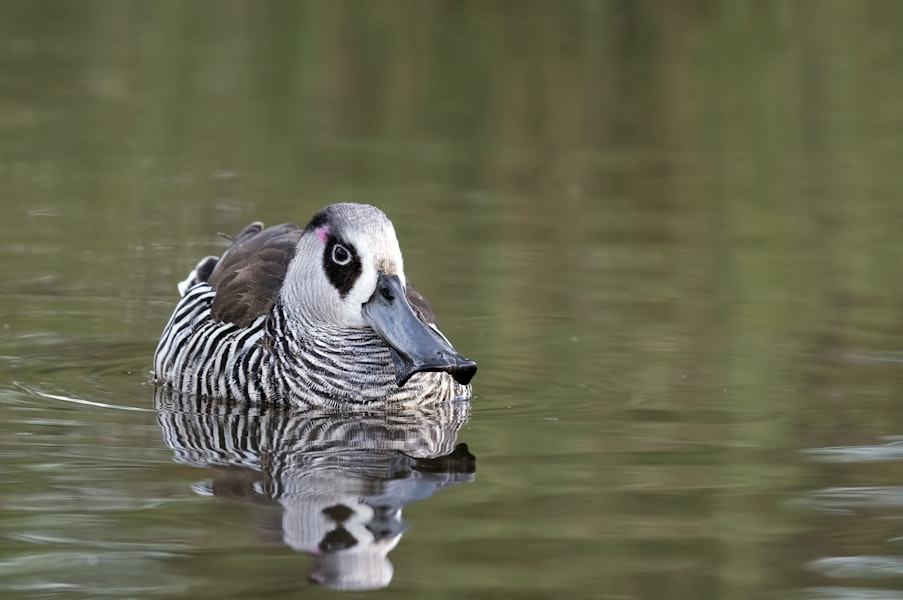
[206,223,302,327]
[405,282,440,327]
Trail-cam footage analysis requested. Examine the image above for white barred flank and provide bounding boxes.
[153,283,468,408]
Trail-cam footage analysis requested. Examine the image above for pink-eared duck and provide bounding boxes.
[154,203,476,408]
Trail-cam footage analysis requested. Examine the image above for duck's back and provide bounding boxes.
[206,222,301,327]
[153,222,302,401]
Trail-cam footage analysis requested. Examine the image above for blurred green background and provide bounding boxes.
[2,1,903,598]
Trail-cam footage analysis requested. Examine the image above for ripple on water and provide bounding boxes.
[800,435,903,599]
[0,381,239,598]
[806,437,903,463]
[0,549,198,597]
[803,487,903,513]
[806,587,903,599]
[809,556,903,580]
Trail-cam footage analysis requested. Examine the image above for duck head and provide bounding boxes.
[279,203,476,387]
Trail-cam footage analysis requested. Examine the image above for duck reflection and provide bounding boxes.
[154,387,476,591]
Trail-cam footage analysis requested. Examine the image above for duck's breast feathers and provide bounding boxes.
[207,222,302,327]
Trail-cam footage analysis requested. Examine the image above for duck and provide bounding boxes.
[153,203,476,408]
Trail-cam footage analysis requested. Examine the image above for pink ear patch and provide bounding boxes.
[315,225,330,244]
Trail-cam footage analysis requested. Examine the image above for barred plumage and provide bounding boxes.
[154,203,476,408]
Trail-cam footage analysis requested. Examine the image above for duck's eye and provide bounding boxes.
[332,244,351,265]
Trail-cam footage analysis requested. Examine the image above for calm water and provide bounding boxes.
[3,3,903,599]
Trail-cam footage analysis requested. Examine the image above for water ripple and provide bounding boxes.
[807,587,903,600]
[12,382,156,413]
[803,486,903,513]
[806,438,903,463]
[809,556,903,579]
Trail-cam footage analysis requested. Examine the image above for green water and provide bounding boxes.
[3,2,903,598]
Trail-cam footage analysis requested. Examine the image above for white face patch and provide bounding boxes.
[280,204,407,330]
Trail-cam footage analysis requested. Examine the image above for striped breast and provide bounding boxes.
[153,281,466,407]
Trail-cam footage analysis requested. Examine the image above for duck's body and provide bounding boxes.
[153,204,476,409]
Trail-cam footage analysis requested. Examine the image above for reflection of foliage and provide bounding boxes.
[2,2,903,597]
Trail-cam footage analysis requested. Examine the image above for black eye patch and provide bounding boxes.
[318,526,359,552]
[322,236,362,298]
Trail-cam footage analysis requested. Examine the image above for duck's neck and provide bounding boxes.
[264,302,395,403]
[264,302,466,407]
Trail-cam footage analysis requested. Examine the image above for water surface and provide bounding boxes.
[3,3,903,599]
